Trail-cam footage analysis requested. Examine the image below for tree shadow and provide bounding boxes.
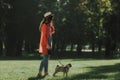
[61,63,120,80]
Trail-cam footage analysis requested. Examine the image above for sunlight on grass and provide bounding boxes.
[0,59,120,80]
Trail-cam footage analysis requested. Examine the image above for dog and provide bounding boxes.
[53,63,72,77]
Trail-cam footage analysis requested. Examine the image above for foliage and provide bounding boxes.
[0,0,120,57]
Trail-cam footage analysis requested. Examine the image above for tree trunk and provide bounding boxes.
[5,38,16,56]
[70,43,74,52]
[92,42,95,54]
[98,42,102,54]
[60,42,65,52]
[77,43,82,55]
[15,40,23,56]
[105,37,112,58]
[110,41,117,57]
[0,40,2,56]
[25,41,31,53]
[5,24,23,57]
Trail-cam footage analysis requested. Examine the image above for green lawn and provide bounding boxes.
[0,58,120,80]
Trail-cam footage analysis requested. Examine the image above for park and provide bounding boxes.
[0,0,120,80]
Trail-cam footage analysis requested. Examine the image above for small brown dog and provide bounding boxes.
[53,63,72,77]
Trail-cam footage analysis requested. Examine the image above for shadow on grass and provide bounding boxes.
[28,75,46,80]
[27,63,120,80]
[60,63,120,80]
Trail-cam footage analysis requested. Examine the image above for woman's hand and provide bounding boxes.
[46,44,52,50]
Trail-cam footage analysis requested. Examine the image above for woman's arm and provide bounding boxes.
[50,21,55,34]
[39,19,44,31]
[41,24,48,48]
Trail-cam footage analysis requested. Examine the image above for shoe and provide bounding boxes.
[37,73,42,78]
[44,73,49,77]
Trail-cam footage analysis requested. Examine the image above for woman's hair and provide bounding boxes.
[43,15,53,24]
[39,15,53,31]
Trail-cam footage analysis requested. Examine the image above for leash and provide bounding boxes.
[49,49,64,66]
[58,59,64,66]
[56,56,64,66]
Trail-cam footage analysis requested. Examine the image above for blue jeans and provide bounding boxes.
[39,54,49,73]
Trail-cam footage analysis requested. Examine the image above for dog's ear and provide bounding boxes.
[56,65,59,67]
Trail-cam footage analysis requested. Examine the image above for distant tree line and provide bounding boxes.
[0,0,120,58]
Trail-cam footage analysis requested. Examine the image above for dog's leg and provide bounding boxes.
[63,72,65,77]
[53,71,58,77]
[66,72,68,77]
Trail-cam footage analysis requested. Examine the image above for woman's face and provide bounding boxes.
[50,20,53,26]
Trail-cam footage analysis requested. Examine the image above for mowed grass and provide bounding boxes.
[0,58,120,80]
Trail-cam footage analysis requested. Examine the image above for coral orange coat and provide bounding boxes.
[39,24,55,55]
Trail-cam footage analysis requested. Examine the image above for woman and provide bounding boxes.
[38,12,55,77]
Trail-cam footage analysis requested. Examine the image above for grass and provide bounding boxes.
[0,58,120,80]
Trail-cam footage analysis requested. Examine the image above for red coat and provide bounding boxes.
[39,23,55,55]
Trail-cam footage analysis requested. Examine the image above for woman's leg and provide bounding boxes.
[39,54,49,75]
[44,55,49,74]
[38,55,44,75]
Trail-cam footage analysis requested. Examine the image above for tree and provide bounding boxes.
[78,0,112,54]
[5,0,39,56]
[0,0,12,56]
[104,0,120,58]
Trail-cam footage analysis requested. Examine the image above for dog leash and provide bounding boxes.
[56,56,64,66]
[50,50,64,66]
[58,59,64,66]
